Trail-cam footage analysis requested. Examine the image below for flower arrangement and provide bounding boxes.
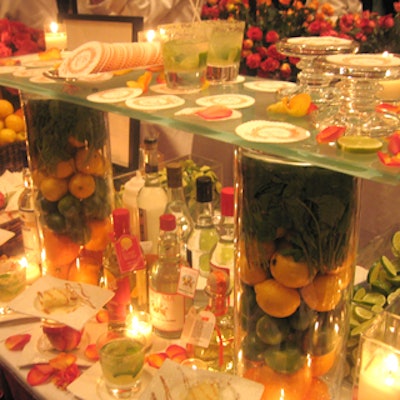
[201,0,400,81]
[0,19,45,59]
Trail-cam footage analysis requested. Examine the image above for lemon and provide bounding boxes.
[336,135,383,153]
[0,128,17,145]
[0,99,14,119]
[5,114,25,133]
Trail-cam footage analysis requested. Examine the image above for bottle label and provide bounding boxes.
[149,288,185,332]
[181,307,215,348]
[106,274,131,323]
[114,233,145,273]
[177,265,199,299]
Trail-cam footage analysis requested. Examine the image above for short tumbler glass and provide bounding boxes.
[97,328,145,399]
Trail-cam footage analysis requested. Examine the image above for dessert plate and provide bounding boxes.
[125,95,185,111]
[196,94,255,109]
[244,80,296,93]
[235,120,310,143]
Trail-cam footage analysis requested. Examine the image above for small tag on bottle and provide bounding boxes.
[177,265,199,298]
[114,233,145,273]
[181,306,215,348]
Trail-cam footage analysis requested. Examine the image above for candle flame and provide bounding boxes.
[146,30,156,42]
[50,22,59,34]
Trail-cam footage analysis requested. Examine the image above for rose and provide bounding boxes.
[246,26,263,41]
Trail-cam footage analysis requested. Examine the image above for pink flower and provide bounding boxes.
[265,30,279,43]
[246,26,263,41]
[246,52,261,69]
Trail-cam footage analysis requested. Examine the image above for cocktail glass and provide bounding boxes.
[205,20,245,84]
[0,258,26,304]
[158,22,209,91]
[97,327,145,399]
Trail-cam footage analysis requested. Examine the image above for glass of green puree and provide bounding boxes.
[97,328,145,399]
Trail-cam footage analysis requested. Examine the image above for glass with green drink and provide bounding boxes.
[97,328,145,399]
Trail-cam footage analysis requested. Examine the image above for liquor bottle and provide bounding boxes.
[103,208,147,327]
[186,175,219,282]
[164,162,194,258]
[209,186,235,299]
[148,214,190,339]
[18,168,41,283]
[137,136,167,254]
[187,268,234,373]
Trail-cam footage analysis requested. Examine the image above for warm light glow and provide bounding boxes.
[146,30,156,42]
[126,311,153,349]
[49,22,59,34]
[383,354,399,386]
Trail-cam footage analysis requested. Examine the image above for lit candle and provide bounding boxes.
[19,256,41,285]
[138,29,158,43]
[126,311,153,350]
[358,350,400,400]
[45,22,67,50]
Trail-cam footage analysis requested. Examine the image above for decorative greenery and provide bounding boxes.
[201,0,400,81]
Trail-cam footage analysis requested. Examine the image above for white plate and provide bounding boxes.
[244,80,296,93]
[150,84,201,95]
[326,53,400,68]
[175,107,242,121]
[12,68,48,78]
[235,120,310,143]
[87,87,143,103]
[196,94,255,109]
[0,65,25,75]
[125,95,185,111]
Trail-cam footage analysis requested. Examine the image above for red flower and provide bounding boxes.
[266,44,286,61]
[0,42,12,58]
[201,5,221,18]
[246,26,263,41]
[379,15,394,29]
[265,30,280,43]
[246,52,261,69]
[256,46,269,58]
[338,14,356,33]
[395,2,400,13]
[260,56,280,72]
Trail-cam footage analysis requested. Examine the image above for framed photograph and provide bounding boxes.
[58,12,143,172]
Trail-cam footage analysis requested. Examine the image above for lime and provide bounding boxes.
[349,317,361,328]
[263,343,306,374]
[354,306,374,321]
[336,135,383,153]
[387,289,400,305]
[371,279,392,295]
[387,275,400,287]
[350,319,374,336]
[381,255,397,277]
[391,231,400,257]
[367,261,382,285]
[353,287,367,301]
[256,314,289,345]
[242,332,269,362]
[371,304,384,314]
[360,292,386,307]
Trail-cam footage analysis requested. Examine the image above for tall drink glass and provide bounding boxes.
[158,22,209,91]
[205,20,245,84]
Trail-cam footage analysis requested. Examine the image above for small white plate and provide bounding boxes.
[0,65,25,75]
[244,80,296,93]
[12,68,48,78]
[235,120,310,143]
[150,83,201,95]
[125,95,185,111]
[87,87,143,103]
[196,94,255,109]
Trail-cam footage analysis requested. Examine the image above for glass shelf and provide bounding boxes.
[0,67,399,185]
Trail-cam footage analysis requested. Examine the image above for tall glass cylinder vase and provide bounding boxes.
[234,148,360,400]
[20,93,114,285]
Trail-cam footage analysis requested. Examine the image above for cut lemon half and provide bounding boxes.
[336,135,383,153]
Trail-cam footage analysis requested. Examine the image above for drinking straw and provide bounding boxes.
[189,0,201,21]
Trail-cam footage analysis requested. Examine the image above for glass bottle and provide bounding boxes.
[187,268,234,373]
[148,214,189,339]
[137,137,167,254]
[18,167,41,283]
[210,186,235,296]
[186,175,219,290]
[103,208,147,328]
[164,162,194,258]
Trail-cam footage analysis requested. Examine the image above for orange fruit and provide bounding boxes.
[0,128,17,145]
[309,348,337,377]
[244,363,311,400]
[84,218,113,252]
[42,227,80,267]
[238,239,269,286]
[304,378,331,400]
[68,173,96,199]
[40,176,69,202]
[270,252,316,288]
[68,257,101,285]
[300,274,342,312]
[255,279,300,318]
[75,148,106,176]
[0,99,14,119]
[51,159,75,179]
[5,113,25,132]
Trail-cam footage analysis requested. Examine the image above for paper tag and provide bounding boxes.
[114,233,145,273]
[177,265,199,298]
[181,306,215,348]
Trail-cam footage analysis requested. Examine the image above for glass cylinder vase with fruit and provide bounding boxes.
[21,94,114,285]
[234,149,360,400]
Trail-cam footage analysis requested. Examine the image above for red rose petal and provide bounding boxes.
[5,334,31,351]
